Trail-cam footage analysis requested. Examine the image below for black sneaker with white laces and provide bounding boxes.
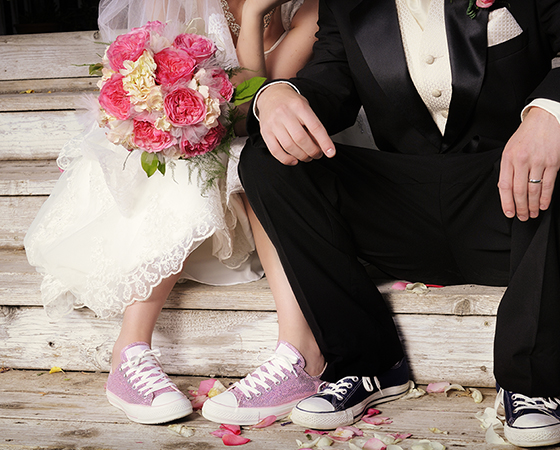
[496,387,560,447]
[291,358,410,430]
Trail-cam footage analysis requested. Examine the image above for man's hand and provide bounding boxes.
[256,84,336,165]
[498,107,560,221]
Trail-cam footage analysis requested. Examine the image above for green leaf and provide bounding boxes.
[88,62,103,77]
[232,77,267,106]
[141,151,159,177]
[158,159,166,176]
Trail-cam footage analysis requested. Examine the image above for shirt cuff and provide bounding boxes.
[521,98,560,126]
[252,81,301,121]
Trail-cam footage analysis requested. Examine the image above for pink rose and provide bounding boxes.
[98,73,131,120]
[106,28,150,71]
[181,122,226,157]
[173,34,216,64]
[133,119,176,152]
[476,0,494,8]
[154,47,197,86]
[164,87,206,126]
[209,68,234,103]
[137,20,165,34]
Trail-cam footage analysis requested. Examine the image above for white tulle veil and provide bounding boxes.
[98,0,239,68]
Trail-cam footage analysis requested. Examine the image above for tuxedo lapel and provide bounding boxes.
[350,0,442,150]
[443,0,488,150]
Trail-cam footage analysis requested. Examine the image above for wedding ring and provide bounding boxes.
[528,178,542,184]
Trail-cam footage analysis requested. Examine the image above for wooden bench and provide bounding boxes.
[0,31,505,388]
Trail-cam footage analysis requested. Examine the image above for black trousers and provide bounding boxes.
[239,142,560,397]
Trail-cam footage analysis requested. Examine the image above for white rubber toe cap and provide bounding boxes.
[297,397,335,413]
[153,391,189,407]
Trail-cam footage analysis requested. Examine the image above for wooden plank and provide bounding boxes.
[0,77,100,95]
[0,306,496,386]
[0,370,523,448]
[0,31,103,82]
[0,91,97,112]
[0,111,84,160]
[0,196,47,249]
[0,248,505,315]
[0,160,60,196]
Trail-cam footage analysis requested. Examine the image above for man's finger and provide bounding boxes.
[498,159,516,219]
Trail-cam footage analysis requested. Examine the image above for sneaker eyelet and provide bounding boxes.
[266,387,272,392]
[256,392,262,397]
[282,376,288,381]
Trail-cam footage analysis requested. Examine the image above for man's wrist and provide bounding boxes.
[253,81,301,121]
[522,98,560,126]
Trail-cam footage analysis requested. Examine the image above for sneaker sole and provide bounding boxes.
[504,424,560,448]
[201,398,300,426]
[291,381,411,430]
[106,390,193,424]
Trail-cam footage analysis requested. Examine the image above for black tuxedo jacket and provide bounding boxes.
[250,0,560,156]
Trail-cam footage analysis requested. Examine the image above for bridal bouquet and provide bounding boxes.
[92,20,262,184]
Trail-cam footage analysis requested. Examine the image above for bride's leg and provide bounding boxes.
[242,195,325,377]
[111,271,182,372]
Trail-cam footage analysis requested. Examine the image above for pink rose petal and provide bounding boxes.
[426,382,451,393]
[198,378,217,396]
[220,424,241,435]
[339,426,363,436]
[304,430,329,435]
[222,434,251,446]
[391,281,409,290]
[210,429,232,438]
[388,432,412,440]
[251,415,277,428]
[365,408,381,417]
[361,416,393,425]
[363,437,387,450]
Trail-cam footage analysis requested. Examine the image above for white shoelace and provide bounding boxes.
[321,376,382,401]
[120,348,174,397]
[234,352,299,399]
[512,393,560,414]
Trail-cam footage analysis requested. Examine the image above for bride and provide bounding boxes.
[24,0,326,426]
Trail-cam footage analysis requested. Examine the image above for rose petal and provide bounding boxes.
[251,415,277,428]
[391,281,408,290]
[222,434,251,446]
[304,430,329,435]
[426,382,450,393]
[444,383,465,395]
[388,433,412,441]
[429,428,448,435]
[364,437,388,450]
[340,426,363,436]
[190,395,207,410]
[198,378,217,396]
[329,428,355,441]
[366,408,381,417]
[220,424,241,435]
[362,416,393,425]
[210,429,232,438]
[470,388,484,403]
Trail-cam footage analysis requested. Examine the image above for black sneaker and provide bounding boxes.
[496,388,560,447]
[291,358,410,430]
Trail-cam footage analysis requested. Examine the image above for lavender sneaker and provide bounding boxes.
[106,342,193,424]
[202,341,323,425]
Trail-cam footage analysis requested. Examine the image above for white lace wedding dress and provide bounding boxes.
[24,0,303,319]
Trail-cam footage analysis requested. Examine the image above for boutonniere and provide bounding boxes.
[466,0,495,19]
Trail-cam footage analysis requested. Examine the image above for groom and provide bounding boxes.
[238,0,560,446]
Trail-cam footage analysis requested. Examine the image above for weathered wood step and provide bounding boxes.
[0,248,504,385]
[1,369,522,449]
[0,31,102,82]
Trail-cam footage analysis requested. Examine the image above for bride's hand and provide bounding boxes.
[243,0,291,18]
